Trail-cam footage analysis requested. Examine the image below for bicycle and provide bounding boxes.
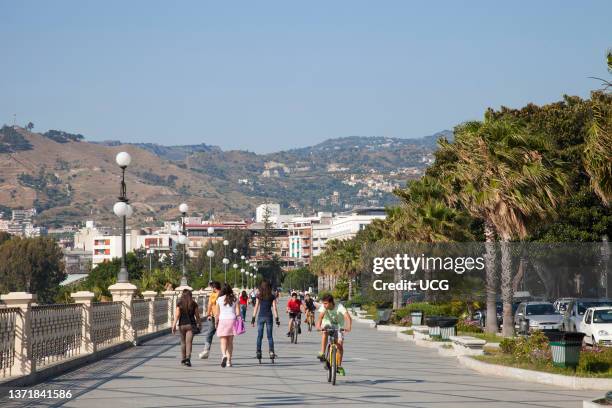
[305,310,315,332]
[289,313,301,344]
[321,327,345,385]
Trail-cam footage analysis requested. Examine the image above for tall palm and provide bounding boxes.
[445,118,568,336]
[584,92,612,206]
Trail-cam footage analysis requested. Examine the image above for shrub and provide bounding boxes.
[578,347,612,374]
[499,338,516,354]
[457,319,483,333]
[499,331,550,363]
[394,302,456,320]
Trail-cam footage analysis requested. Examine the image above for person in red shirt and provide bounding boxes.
[286,292,303,337]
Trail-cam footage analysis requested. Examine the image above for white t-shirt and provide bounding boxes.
[216,295,237,320]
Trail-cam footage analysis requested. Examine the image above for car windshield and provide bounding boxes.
[578,301,612,315]
[526,304,556,315]
[593,310,612,323]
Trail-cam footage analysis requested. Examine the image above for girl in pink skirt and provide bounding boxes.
[215,283,240,367]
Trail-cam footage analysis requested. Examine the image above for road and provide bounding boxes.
[0,316,601,407]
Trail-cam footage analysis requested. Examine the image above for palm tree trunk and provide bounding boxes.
[348,276,353,301]
[500,238,514,337]
[484,221,498,334]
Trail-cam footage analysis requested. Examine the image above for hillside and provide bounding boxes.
[0,126,449,226]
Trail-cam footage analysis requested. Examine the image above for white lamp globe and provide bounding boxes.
[125,204,134,218]
[179,203,189,213]
[241,268,245,273]
[206,250,214,258]
[222,258,229,265]
[233,248,238,254]
[254,266,258,271]
[207,227,215,234]
[178,234,189,245]
[241,255,245,260]
[223,240,229,246]
[115,152,132,167]
[233,263,238,269]
[113,201,128,217]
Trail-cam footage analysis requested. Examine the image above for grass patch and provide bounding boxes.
[475,354,612,378]
[458,331,507,343]
[401,329,414,335]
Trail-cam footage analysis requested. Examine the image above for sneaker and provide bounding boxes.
[181,358,187,365]
[317,352,325,362]
[286,332,291,337]
[269,351,276,359]
[198,348,210,359]
[185,359,192,367]
[221,356,227,368]
[256,351,262,360]
[227,362,232,367]
[337,366,345,376]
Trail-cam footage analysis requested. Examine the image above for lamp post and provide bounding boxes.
[147,248,154,272]
[232,248,238,286]
[240,268,245,288]
[223,240,229,282]
[233,263,239,288]
[206,249,214,283]
[113,152,133,283]
[178,203,189,287]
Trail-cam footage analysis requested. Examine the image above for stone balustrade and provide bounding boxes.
[0,286,197,382]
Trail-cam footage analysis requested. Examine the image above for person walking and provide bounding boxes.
[199,281,221,359]
[215,283,240,367]
[171,289,201,367]
[251,280,280,361]
[239,290,248,321]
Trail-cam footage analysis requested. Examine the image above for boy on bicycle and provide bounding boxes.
[304,293,317,327]
[316,293,352,376]
[286,291,303,337]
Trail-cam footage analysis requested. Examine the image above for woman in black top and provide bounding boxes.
[251,280,279,360]
[172,289,201,366]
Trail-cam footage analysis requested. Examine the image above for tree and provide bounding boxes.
[283,267,317,292]
[443,118,568,336]
[584,91,612,205]
[0,236,65,303]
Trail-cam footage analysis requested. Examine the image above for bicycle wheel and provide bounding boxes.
[327,346,333,382]
[331,347,337,385]
[292,327,298,344]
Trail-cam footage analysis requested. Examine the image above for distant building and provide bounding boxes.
[255,203,281,223]
[330,191,340,205]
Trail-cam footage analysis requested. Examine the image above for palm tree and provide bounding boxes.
[584,92,611,206]
[444,118,568,336]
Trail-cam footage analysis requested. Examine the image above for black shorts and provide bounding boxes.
[289,312,301,319]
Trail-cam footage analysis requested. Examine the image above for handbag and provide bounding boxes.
[233,317,246,336]
[190,314,201,335]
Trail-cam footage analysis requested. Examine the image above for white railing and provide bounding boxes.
[30,304,82,369]
[0,307,18,378]
[0,289,190,381]
[132,299,150,336]
[153,299,169,330]
[92,302,122,349]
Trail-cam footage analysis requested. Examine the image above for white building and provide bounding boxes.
[255,203,281,223]
[91,231,173,265]
[327,208,386,241]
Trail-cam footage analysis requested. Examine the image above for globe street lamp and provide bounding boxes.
[223,240,229,282]
[178,203,189,287]
[114,152,133,283]
[240,268,245,288]
[233,263,239,288]
[222,257,230,283]
[206,249,215,283]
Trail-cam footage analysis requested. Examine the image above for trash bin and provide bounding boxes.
[519,318,530,335]
[425,316,443,339]
[548,332,585,368]
[438,317,458,340]
[410,311,423,326]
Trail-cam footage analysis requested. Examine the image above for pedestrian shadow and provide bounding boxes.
[345,378,424,385]
[255,396,305,406]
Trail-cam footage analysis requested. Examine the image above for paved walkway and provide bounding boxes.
[0,318,601,407]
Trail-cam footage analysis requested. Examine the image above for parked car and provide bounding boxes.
[562,298,612,332]
[514,301,563,333]
[553,297,575,313]
[580,307,612,346]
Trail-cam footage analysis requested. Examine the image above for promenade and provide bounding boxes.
[0,318,601,407]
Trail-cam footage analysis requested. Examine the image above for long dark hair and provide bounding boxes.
[220,283,237,305]
[178,289,195,314]
[258,280,273,301]
[241,290,248,301]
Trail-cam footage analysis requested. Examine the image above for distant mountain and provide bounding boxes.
[0,126,450,226]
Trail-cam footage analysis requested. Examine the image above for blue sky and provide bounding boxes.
[1,1,610,153]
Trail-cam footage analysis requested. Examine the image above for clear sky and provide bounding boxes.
[1,1,610,153]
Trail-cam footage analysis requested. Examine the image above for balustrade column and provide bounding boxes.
[108,282,137,344]
[162,290,176,328]
[142,291,157,333]
[1,292,36,377]
[70,291,96,354]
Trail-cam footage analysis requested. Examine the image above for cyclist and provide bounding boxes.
[316,293,352,376]
[286,291,303,337]
[304,293,317,329]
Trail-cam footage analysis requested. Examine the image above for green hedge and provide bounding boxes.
[394,302,457,320]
